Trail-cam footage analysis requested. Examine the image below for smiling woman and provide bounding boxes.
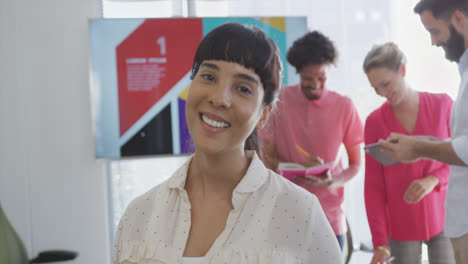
[189,22,283,152]
[363,42,455,264]
[186,60,266,156]
[112,22,342,264]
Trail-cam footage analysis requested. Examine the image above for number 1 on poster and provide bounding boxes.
[157,36,166,55]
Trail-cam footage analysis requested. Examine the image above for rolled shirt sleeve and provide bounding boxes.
[452,136,468,165]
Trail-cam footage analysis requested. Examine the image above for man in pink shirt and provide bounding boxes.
[259,31,363,250]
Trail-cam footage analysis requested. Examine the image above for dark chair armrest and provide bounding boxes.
[359,240,375,253]
[30,250,78,263]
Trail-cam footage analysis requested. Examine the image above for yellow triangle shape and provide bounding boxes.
[179,85,191,100]
[259,17,286,32]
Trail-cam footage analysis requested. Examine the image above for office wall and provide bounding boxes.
[0,0,111,263]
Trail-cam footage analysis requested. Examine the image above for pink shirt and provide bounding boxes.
[364,92,453,247]
[260,84,363,235]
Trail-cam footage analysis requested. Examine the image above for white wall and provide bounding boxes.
[0,0,111,263]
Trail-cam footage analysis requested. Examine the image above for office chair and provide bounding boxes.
[344,218,374,264]
[0,203,78,263]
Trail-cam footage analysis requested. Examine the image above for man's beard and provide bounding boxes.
[443,26,466,63]
[301,86,320,100]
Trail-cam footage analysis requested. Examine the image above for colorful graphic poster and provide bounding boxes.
[89,17,307,158]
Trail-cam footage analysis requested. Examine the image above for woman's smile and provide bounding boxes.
[200,113,231,129]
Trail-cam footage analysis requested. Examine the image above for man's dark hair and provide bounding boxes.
[286,31,337,72]
[414,0,468,19]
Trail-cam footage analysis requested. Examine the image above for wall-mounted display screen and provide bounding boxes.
[89,17,307,158]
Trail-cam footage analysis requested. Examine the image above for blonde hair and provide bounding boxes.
[363,42,407,73]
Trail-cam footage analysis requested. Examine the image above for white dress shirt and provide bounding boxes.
[446,49,468,238]
[113,152,342,263]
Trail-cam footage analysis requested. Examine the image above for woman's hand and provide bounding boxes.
[404,175,439,204]
[370,245,391,264]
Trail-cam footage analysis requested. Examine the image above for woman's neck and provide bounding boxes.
[390,83,418,110]
[185,150,252,199]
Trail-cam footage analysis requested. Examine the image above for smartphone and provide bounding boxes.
[364,142,399,166]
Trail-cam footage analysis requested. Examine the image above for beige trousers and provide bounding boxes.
[450,233,468,264]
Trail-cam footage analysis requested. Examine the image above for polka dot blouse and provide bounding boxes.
[113,152,343,264]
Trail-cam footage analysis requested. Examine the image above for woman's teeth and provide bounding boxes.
[202,114,230,128]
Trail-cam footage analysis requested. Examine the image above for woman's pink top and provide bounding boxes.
[364,92,453,247]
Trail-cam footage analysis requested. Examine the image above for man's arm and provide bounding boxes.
[379,133,467,166]
[329,143,361,188]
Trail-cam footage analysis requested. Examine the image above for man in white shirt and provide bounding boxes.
[379,0,468,263]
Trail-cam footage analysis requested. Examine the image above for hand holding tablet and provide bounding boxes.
[364,142,399,166]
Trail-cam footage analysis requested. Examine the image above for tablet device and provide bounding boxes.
[364,142,399,166]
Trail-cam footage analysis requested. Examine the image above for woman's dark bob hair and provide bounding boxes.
[189,23,283,151]
[190,22,283,107]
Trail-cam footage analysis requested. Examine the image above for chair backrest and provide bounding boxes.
[0,203,29,264]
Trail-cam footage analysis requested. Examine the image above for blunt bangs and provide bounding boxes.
[190,23,281,105]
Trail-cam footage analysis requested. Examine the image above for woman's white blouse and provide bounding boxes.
[113,153,342,264]
[181,257,205,264]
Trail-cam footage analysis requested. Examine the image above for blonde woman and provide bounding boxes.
[363,43,455,264]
